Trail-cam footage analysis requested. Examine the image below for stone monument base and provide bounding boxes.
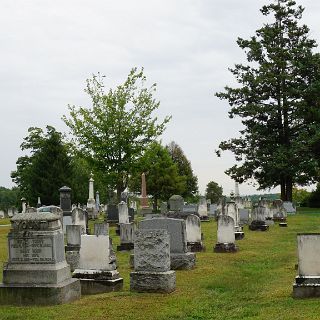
[73,269,123,295]
[0,278,80,305]
[279,222,288,227]
[249,221,269,231]
[293,276,320,298]
[200,216,210,222]
[235,232,245,240]
[214,242,238,253]
[273,217,286,222]
[117,243,134,251]
[171,252,196,270]
[187,242,205,252]
[140,207,153,216]
[130,270,176,293]
[65,251,80,272]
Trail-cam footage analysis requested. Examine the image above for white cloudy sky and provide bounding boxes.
[1,0,320,197]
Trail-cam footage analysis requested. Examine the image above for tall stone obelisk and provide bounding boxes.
[140,173,148,208]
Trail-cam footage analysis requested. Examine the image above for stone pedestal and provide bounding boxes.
[214,242,238,253]
[72,235,123,294]
[171,252,196,270]
[0,212,81,305]
[235,231,245,240]
[117,223,135,251]
[130,229,176,293]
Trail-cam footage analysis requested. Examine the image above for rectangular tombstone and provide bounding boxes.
[139,218,187,253]
[94,223,109,236]
[217,215,235,244]
[239,209,250,224]
[209,204,217,216]
[169,195,184,212]
[71,208,87,234]
[107,204,119,222]
[185,215,201,243]
[128,207,135,222]
[118,201,129,224]
[78,235,112,270]
[134,229,170,272]
[298,234,320,276]
[160,202,168,214]
[66,225,81,248]
[283,201,296,214]
[182,204,198,213]
[120,223,135,244]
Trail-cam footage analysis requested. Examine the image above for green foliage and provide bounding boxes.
[0,187,20,211]
[215,0,320,202]
[205,181,223,203]
[129,142,186,209]
[63,68,171,201]
[11,126,73,206]
[166,141,198,201]
[292,186,310,206]
[307,183,320,207]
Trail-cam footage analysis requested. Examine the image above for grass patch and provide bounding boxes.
[1,211,320,319]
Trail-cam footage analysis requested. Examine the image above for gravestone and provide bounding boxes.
[0,212,81,305]
[128,207,135,222]
[182,204,198,214]
[65,225,81,272]
[73,234,123,294]
[160,202,168,214]
[87,174,98,219]
[214,215,238,253]
[107,204,119,222]
[139,218,196,270]
[249,205,269,231]
[225,200,244,240]
[198,197,209,221]
[117,223,135,251]
[118,201,129,224]
[0,210,4,218]
[169,195,184,212]
[94,223,109,236]
[209,204,217,217]
[185,214,204,252]
[293,233,320,298]
[71,207,87,234]
[130,229,176,293]
[239,209,250,225]
[283,201,296,214]
[59,186,73,233]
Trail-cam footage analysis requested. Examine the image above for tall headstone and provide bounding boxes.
[198,197,209,221]
[130,229,176,293]
[139,218,196,270]
[293,233,320,298]
[226,198,244,240]
[118,201,129,224]
[214,215,238,253]
[140,172,148,208]
[65,225,81,272]
[185,214,204,252]
[59,186,72,233]
[87,173,98,219]
[71,207,87,234]
[95,191,100,211]
[0,212,81,305]
[107,204,119,222]
[21,197,27,213]
[73,234,123,294]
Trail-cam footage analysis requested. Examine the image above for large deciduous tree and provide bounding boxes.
[215,0,320,201]
[129,142,185,210]
[166,141,198,200]
[11,126,73,206]
[63,68,171,201]
[205,181,223,204]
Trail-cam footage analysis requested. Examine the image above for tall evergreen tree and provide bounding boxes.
[11,126,73,206]
[166,141,198,200]
[216,0,320,201]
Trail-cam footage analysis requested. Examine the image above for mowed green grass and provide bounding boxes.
[2,210,320,319]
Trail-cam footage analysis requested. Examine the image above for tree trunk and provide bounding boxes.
[280,177,286,201]
[285,177,293,202]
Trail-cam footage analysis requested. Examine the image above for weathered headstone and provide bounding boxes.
[169,195,184,212]
[59,186,72,233]
[73,234,123,294]
[249,205,269,231]
[239,208,250,225]
[86,174,98,219]
[65,225,81,272]
[214,215,238,253]
[198,197,209,221]
[0,212,81,305]
[71,207,87,234]
[130,229,176,293]
[208,204,217,217]
[118,201,129,224]
[293,233,320,298]
[107,204,119,222]
[283,201,296,214]
[182,204,198,214]
[160,202,168,214]
[94,222,109,236]
[226,200,244,240]
[117,223,135,251]
[185,214,204,252]
[139,218,196,270]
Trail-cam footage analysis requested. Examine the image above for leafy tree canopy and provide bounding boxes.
[205,181,223,204]
[216,0,320,201]
[63,67,171,201]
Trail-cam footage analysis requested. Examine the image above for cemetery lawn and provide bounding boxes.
[2,210,320,319]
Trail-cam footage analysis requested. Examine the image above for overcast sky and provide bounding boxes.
[1,0,320,198]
